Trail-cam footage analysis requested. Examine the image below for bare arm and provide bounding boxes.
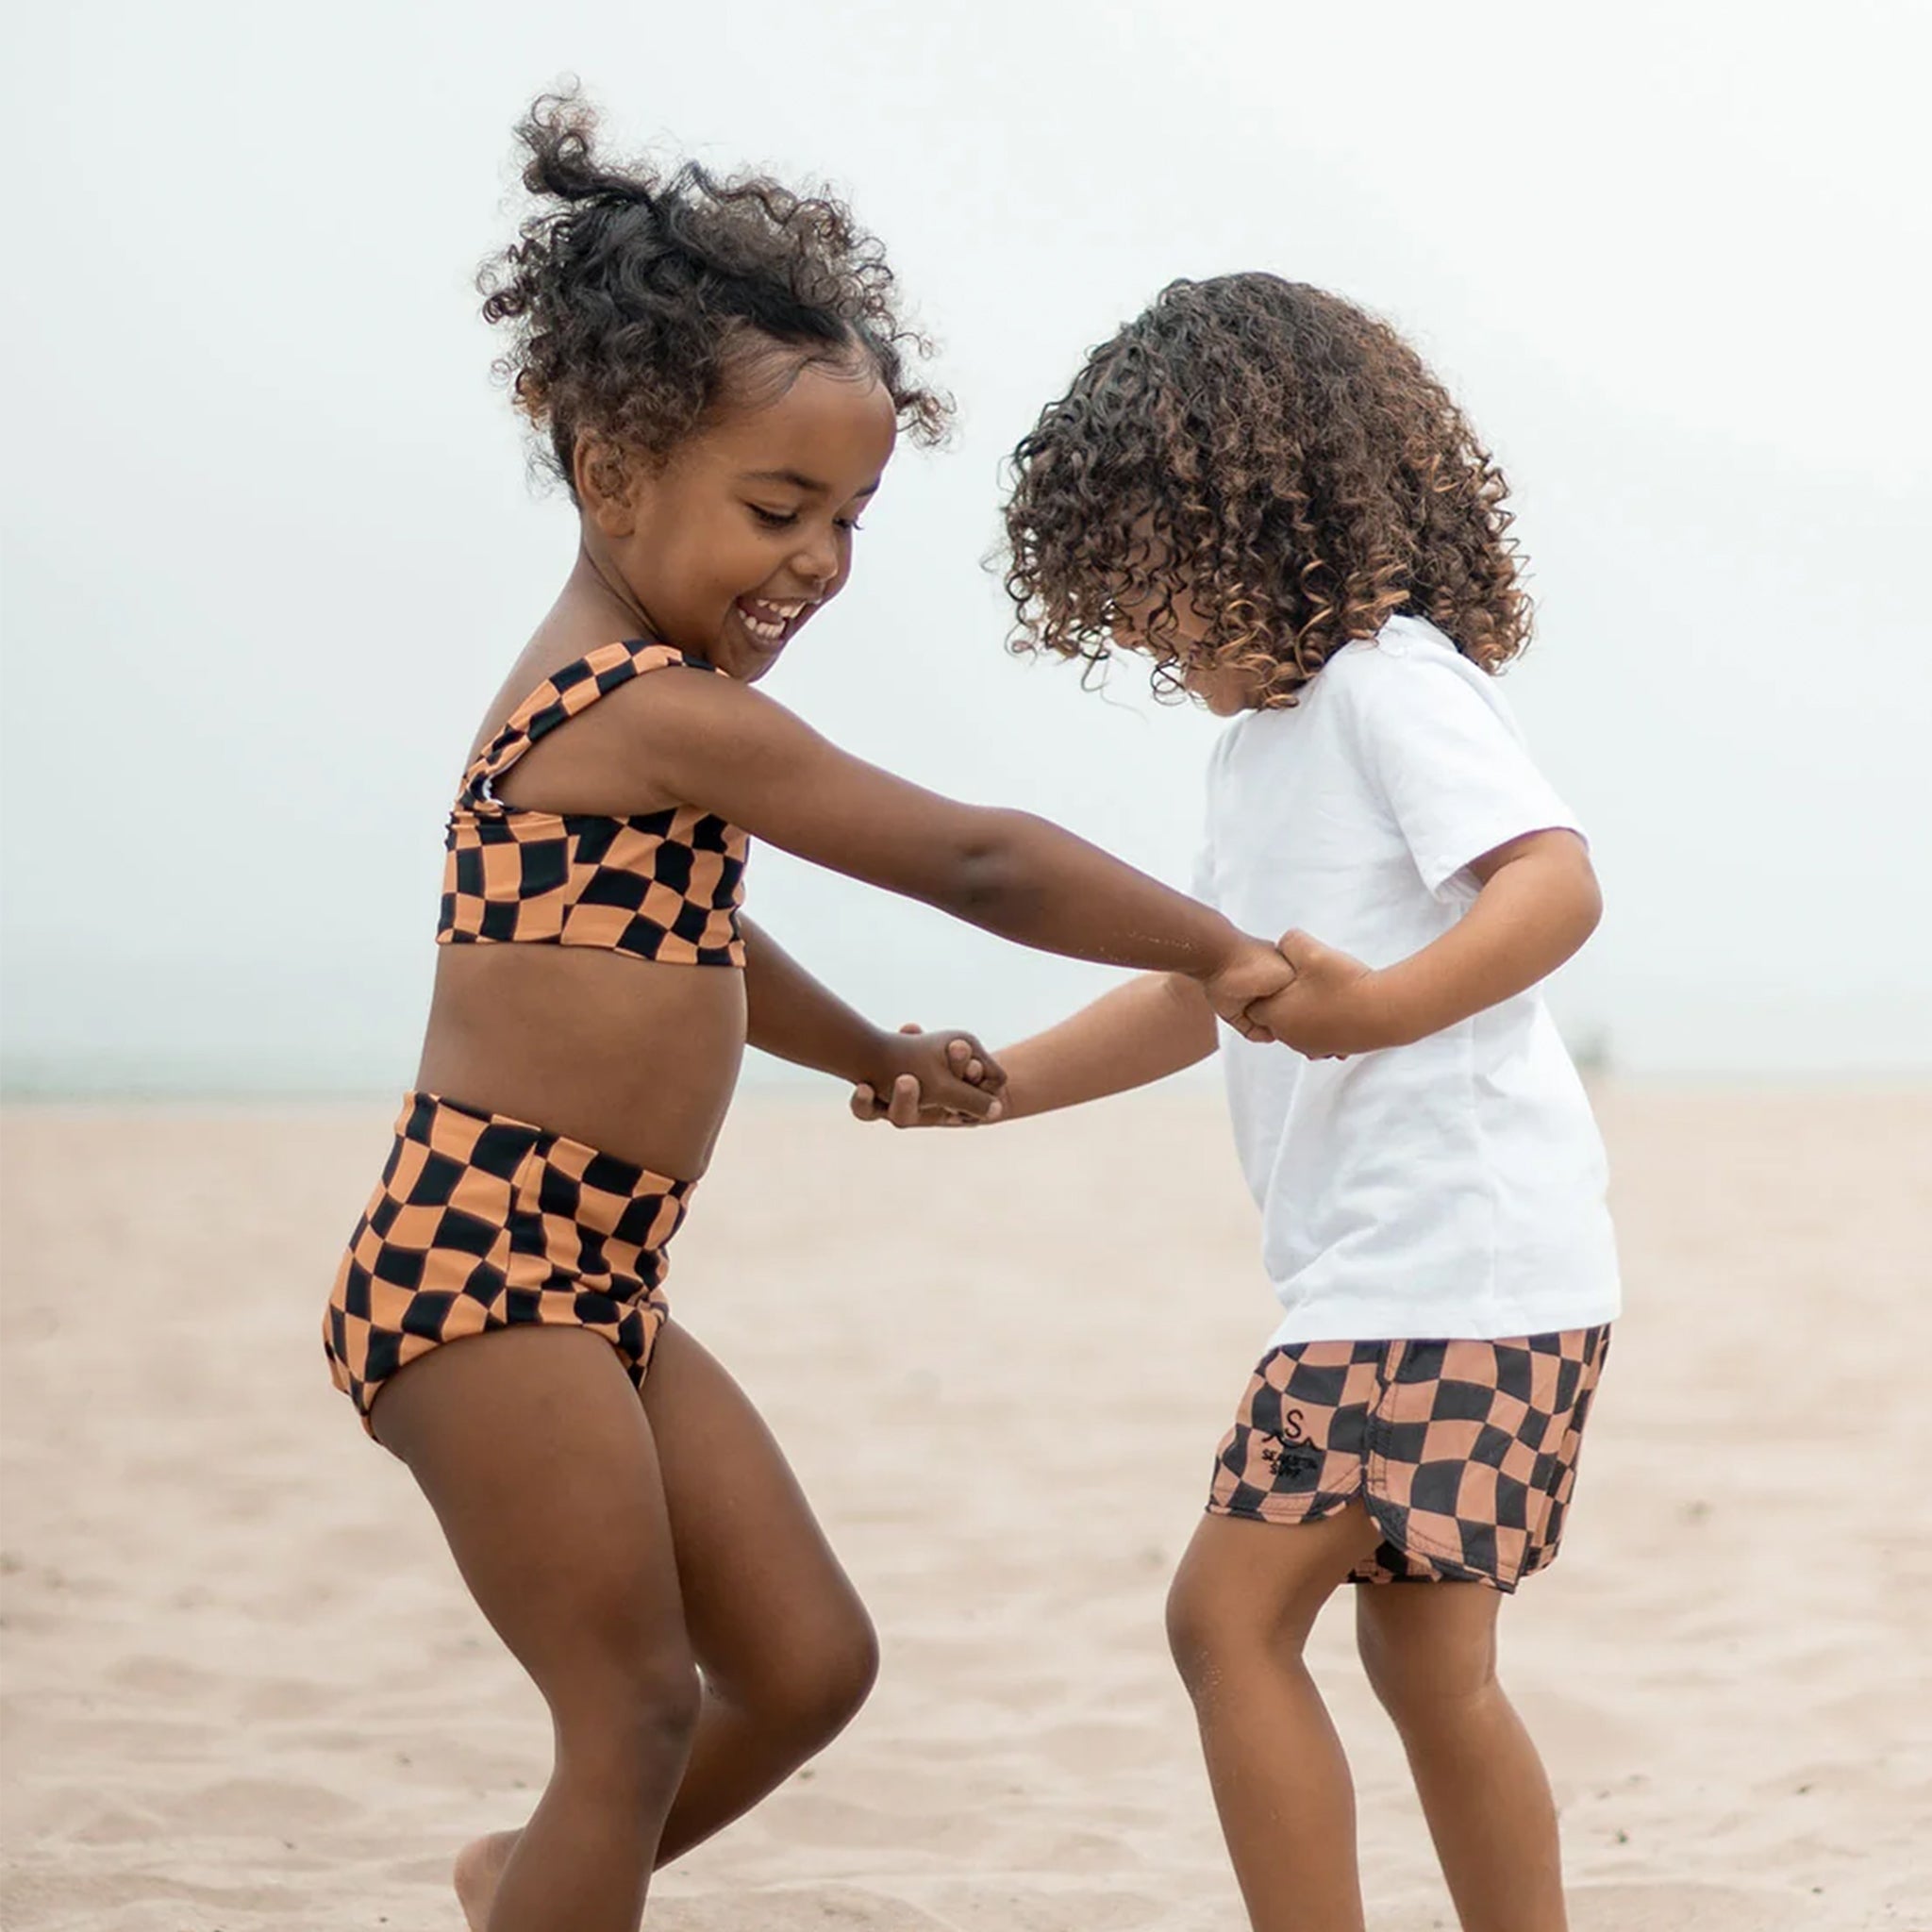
[855,970,1217,1127]
[741,918,1004,1117]
[626,674,1291,1028]
[1375,829,1602,1041]
[982,973,1216,1120]
[1249,829,1603,1058]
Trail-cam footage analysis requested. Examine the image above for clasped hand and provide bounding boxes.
[1237,928,1391,1060]
[852,1023,1009,1128]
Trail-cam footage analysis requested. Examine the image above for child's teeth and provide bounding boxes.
[740,599,801,641]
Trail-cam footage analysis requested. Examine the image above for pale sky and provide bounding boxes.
[4,0,1929,1092]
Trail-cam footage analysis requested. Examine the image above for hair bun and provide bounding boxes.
[479,83,948,497]
[514,86,663,210]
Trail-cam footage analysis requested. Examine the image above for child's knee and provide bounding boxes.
[725,1598,880,1749]
[1166,1515,1365,1689]
[772,1608,880,1746]
[1165,1565,1282,1691]
[554,1636,705,1779]
[1356,1592,1498,1723]
[628,1657,707,1757]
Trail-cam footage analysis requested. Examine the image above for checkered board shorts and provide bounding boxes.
[324,1093,693,1437]
[1207,1328,1610,1591]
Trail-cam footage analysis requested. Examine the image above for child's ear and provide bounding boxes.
[574,437,638,536]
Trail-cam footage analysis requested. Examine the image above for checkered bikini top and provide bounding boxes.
[438,641,747,967]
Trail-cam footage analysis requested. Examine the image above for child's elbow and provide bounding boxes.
[1567,844,1605,943]
[936,809,1049,922]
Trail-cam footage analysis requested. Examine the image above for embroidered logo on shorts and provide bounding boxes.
[1260,1440,1321,1483]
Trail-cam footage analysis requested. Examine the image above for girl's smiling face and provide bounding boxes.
[582,348,899,682]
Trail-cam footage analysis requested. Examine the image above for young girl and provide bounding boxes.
[857,275,1618,1932]
[321,97,1302,1932]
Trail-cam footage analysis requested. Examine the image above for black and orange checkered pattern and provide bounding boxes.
[439,641,747,967]
[1208,1327,1610,1591]
[324,1093,693,1434]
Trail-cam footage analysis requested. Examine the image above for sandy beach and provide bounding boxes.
[2,1083,1927,1930]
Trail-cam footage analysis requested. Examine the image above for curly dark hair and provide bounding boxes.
[1003,275,1529,706]
[478,87,948,501]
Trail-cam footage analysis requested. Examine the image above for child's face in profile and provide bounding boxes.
[1183,661,1260,717]
[591,353,898,683]
[1109,566,1257,716]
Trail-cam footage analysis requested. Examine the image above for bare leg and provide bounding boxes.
[1356,1583,1567,1932]
[456,1324,878,1924]
[646,1324,878,1852]
[1166,1503,1383,1932]
[373,1326,699,1932]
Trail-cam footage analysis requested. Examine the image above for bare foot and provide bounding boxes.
[453,1830,517,1932]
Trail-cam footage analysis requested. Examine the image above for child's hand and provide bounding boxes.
[850,1024,1007,1127]
[1242,929,1395,1059]
[1202,939,1297,1041]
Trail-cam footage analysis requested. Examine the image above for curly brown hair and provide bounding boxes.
[478,87,948,502]
[1003,275,1529,706]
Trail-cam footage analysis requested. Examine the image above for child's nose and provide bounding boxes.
[791,531,841,589]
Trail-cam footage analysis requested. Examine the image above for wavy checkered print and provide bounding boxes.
[1208,1328,1610,1591]
[439,641,747,967]
[324,1093,693,1434]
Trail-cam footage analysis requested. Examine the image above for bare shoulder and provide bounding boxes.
[493,656,811,818]
[490,652,984,892]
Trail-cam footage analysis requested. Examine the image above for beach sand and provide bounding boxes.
[2,1084,1927,1930]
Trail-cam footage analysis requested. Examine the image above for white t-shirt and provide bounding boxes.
[1192,613,1620,1344]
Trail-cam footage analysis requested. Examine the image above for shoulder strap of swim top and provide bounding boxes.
[458,641,716,809]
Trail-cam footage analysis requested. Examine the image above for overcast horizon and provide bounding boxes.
[4,0,1929,1097]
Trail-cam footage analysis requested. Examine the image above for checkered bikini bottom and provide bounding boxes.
[324,1093,692,1437]
[1207,1328,1610,1591]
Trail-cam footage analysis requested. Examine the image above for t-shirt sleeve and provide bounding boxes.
[1190,727,1233,907]
[1341,650,1584,896]
[1190,837,1217,907]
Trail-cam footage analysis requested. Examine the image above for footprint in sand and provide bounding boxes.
[648,1884,959,1931]
[1568,1881,1819,1931]
[236,1675,338,1722]
[105,1652,223,1698]
[896,1881,1174,1932]
[151,1775,360,1834]
[755,1788,989,1856]
[1030,1716,1178,1775]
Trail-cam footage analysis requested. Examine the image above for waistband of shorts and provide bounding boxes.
[394,1091,695,1206]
